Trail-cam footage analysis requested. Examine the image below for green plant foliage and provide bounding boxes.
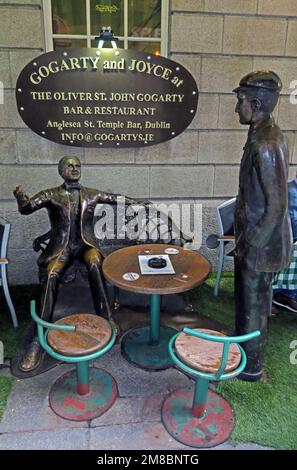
[0,377,13,419]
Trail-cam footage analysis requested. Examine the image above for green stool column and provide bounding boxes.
[76,361,90,396]
[192,377,209,419]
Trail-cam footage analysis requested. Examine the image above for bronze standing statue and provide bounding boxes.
[14,156,117,372]
[233,71,292,381]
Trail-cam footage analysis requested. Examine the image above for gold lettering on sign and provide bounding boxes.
[93,106,156,116]
[47,120,82,131]
[31,91,52,100]
[64,106,85,115]
[60,133,155,143]
[29,57,101,84]
[109,93,184,103]
[128,59,173,81]
[103,59,126,70]
[29,56,184,91]
[145,121,171,129]
[126,122,142,129]
[96,121,125,130]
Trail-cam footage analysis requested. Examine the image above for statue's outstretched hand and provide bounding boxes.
[13,186,29,205]
[14,185,26,198]
[13,185,22,197]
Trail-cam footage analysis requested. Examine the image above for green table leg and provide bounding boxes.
[150,294,161,345]
[121,294,177,370]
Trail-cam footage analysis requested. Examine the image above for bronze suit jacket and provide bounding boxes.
[17,184,113,268]
[235,116,293,272]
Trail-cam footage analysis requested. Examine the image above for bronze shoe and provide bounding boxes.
[19,338,42,372]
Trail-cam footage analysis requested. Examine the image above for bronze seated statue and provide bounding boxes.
[12,156,191,376]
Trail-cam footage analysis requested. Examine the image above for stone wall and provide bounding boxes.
[170,0,297,275]
[1,0,297,284]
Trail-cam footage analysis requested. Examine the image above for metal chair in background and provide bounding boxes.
[0,220,18,327]
[206,198,236,296]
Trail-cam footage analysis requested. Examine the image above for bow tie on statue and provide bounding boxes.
[64,182,81,191]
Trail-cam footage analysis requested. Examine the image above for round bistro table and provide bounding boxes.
[103,244,210,370]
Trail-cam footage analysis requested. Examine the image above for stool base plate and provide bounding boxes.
[162,387,234,448]
[49,367,118,421]
[121,326,177,370]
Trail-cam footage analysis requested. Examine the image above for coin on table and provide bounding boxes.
[164,248,180,255]
[122,272,140,281]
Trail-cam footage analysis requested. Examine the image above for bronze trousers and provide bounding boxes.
[39,244,112,322]
[235,253,273,381]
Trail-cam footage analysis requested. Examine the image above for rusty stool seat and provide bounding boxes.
[175,328,241,374]
[31,302,118,421]
[48,314,112,357]
[162,327,260,448]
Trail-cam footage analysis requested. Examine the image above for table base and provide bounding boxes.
[121,325,177,370]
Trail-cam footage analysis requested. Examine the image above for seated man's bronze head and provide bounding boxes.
[58,156,81,183]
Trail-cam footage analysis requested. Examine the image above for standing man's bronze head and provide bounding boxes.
[233,71,282,125]
[58,156,81,183]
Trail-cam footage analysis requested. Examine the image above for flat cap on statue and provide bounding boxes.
[233,71,282,93]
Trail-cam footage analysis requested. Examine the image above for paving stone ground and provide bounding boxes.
[0,346,272,450]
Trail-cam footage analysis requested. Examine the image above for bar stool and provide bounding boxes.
[162,327,260,448]
[31,300,118,421]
